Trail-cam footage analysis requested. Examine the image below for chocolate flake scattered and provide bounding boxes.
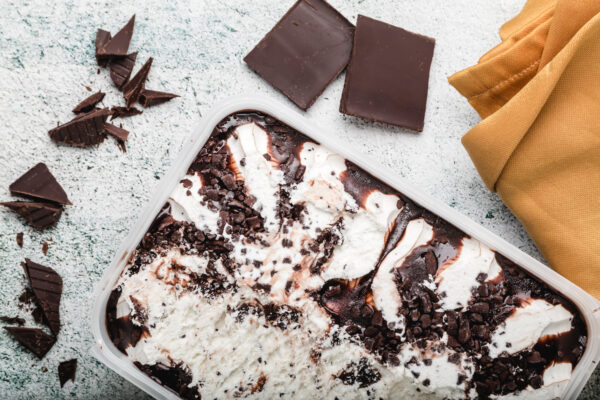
[139,89,179,107]
[0,202,63,229]
[0,316,26,325]
[23,258,62,336]
[110,106,143,120]
[16,232,24,247]
[42,241,49,256]
[72,91,105,114]
[49,108,111,147]
[9,163,71,205]
[122,57,153,108]
[95,29,112,67]
[110,52,138,89]
[97,15,135,57]
[58,359,77,387]
[4,327,56,359]
[104,122,130,142]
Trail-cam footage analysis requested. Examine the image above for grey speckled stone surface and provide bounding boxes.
[0,0,597,399]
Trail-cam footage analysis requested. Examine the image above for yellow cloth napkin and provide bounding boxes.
[449,0,600,298]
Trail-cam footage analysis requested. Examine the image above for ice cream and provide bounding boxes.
[106,112,587,399]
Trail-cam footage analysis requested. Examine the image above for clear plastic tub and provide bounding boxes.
[91,95,600,400]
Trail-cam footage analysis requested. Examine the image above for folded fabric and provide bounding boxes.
[449,0,600,298]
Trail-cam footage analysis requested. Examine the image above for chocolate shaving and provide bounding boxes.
[58,359,77,387]
[104,122,129,142]
[23,258,62,335]
[97,15,135,57]
[9,163,71,205]
[0,316,25,325]
[110,52,137,89]
[72,91,105,114]
[16,232,24,247]
[95,29,112,67]
[139,89,179,107]
[122,57,153,108]
[48,108,111,146]
[4,327,56,358]
[0,202,63,229]
[42,241,49,256]
[110,106,142,120]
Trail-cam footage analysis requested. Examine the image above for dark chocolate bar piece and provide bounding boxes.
[244,0,354,110]
[110,52,138,89]
[58,359,77,387]
[23,258,62,336]
[9,163,71,205]
[104,122,129,142]
[48,108,111,146]
[4,327,56,358]
[122,57,153,108]
[73,91,105,114]
[139,89,179,107]
[95,29,112,67]
[0,202,63,229]
[97,15,135,57]
[340,15,435,131]
[0,316,25,325]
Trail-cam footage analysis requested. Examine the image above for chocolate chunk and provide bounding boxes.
[95,29,112,67]
[49,108,111,146]
[58,359,77,387]
[97,15,135,57]
[0,316,25,325]
[72,91,105,113]
[139,89,179,107]
[340,15,435,131]
[471,302,490,315]
[0,202,63,229]
[110,52,137,89]
[110,106,143,120]
[16,232,24,247]
[9,163,71,205]
[244,0,354,110]
[457,318,471,344]
[4,327,56,358]
[122,57,153,108]
[23,258,62,335]
[104,122,130,142]
[527,351,544,364]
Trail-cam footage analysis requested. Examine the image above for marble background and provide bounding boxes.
[0,0,597,398]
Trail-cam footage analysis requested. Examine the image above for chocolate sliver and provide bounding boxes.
[58,359,77,387]
[110,106,142,120]
[110,52,137,89]
[139,89,179,107]
[0,316,26,325]
[72,91,105,114]
[23,258,62,336]
[16,232,24,247]
[104,122,129,142]
[9,163,71,205]
[4,327,56,358]
[122,57,153,108]
[0,202,63,229]
[95,29,112,67]
[49,108,111,147]
[97,15,135,57]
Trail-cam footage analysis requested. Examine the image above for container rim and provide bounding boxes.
[91,95,600,400]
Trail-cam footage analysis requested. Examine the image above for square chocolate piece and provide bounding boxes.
[340,15,435,131]
[244,0,354,110]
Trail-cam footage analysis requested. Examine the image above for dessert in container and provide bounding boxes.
[91,95,600,399]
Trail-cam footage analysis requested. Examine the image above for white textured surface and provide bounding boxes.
[0,0,597,398]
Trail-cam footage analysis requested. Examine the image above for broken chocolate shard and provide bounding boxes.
[95,29,112,67]
[122,57,153,108]
[340,15,435,131]
[0,316,26,325]
[110,52,137,89]
[244,0,354,110]
[139,89,179,107]
[1,202,63,229]
[110,106,142,120]
[49,108,111,147]
[97,15,135,57]
[72,91,105,114]
[4,327,56,358]
[9,163,71,205]
[23,258,62,336]
[104,122,129,142]
[16,232,24,247]
[58,359,77,387]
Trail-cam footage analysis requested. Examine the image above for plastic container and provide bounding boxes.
[91,95,600,400]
